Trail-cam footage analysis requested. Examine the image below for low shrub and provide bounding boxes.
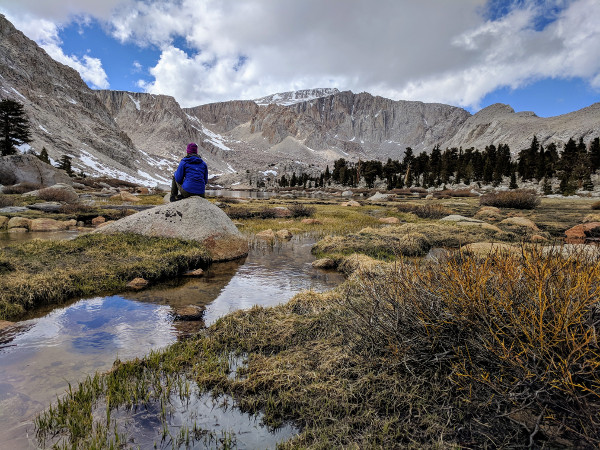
[37,188,79,203]
[397,202,453,219]
[225,207,255,220]
[0,195,17,207]
[3,182,42,194]
[480,189,540,209]
[288,203,316,218]
[591,200,600,210]
[435,188,478,198]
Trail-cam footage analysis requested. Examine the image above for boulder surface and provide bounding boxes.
[95,197,248,261]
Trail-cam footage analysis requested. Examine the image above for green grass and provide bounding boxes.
[0,233,210,321]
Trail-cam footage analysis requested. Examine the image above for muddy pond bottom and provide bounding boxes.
[0,236,343,449]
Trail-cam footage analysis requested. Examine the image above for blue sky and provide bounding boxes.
[1,0,599,116]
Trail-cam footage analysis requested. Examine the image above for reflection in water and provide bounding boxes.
[0,230,79,246]
[0,236,343,449]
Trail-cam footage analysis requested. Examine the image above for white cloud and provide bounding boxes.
[2,0,600,109]
[0,12,109,89]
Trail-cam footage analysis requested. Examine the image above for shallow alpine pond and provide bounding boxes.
[0,235,344,449]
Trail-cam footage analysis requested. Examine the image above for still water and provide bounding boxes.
[0,236,344,449]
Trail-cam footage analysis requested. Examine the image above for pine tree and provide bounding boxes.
[58,155,74,176]
[590,137,600,173]
[509,171,518,189]
[38,147,50,164]
[542,177,553,195]
[0,99,32,156]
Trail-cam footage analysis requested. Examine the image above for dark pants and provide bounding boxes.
[170,177,205,200]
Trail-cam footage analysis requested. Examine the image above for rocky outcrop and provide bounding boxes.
[94,197,248,261]
[0,155,71,186]
[186,100,260,132]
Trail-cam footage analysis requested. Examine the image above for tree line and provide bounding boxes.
[278,136,600,196]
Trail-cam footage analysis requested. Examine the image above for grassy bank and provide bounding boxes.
[35,248,600,448]
[0,233,210,321]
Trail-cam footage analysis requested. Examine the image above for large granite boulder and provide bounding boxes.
[0,155,71,187]
[95,197,248,261]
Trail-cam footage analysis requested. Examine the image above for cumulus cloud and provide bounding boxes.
[2,0,600,109]
[1,13,109,89]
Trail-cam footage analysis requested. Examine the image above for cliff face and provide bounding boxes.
[441,103,600,152]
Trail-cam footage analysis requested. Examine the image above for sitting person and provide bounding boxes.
[170,143,208,201]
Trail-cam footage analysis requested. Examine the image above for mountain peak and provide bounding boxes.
[254,88,340,106]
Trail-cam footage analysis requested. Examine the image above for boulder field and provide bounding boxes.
[94,197,248,261]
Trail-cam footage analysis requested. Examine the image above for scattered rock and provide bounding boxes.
[379,217,400,224]
[111,191,141,202]
[0,320,14,331]
[276,229,293,240]
[72,182,86,189]
[256,229,276,240]
[96,220,115,228]
[368,192,392,201]
[341,200,361,207]
[440,215,483,223]
[341,190,354,197]
[273,207,291,217]
[171,305,205,321]
[7,217,31,230]
[564,222,600,243]
[29,218,68,232]
[94,197,248,261]
[126,277,148,289]
[0,154,72,186]
[301,219,322,225]
[27,202,63,213]
[183,268,204,277]
[91,216,106,227]
[8,227,28,233]
[135,187,150,194]
[500,217,539,231]
[425,194,434,200]
[0,206,28,214]
[542,244,600,261]
[312,258,336,269]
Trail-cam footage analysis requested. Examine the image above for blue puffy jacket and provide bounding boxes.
[174,155,208,195]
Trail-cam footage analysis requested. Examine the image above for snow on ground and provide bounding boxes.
[208,173,223,179]
[128,94,141,111]
[201,125,232,151]
[226,163,236,173]
[38,124,51,134]
[262,169,278,176]
[16,143,31,154]
[11,87,27,100]
[67,97,77,105]
[78,149,164,187]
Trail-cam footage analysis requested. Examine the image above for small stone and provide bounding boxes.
[171,305,205,321]
[276,229,293,240]
[91,216,106,226]
[8,227,28,233]
[379,217,400,224]
[126,277,148,289]
[0,320,14,331]
[256,229,276,240]
[8,217,31,229]
[29,218,68,232]
[341,200,361,207]
[312,258,336,269]
[183,268,204,277]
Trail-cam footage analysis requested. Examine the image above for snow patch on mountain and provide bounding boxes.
[255,88,340,106]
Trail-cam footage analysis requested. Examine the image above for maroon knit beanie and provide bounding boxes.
[186,143,198,154]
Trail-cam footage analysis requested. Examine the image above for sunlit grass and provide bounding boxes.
[0,233,210,321]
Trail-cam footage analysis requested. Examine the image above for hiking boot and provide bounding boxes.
[169,196,177,202]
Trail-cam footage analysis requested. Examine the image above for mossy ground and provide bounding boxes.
[0,233,210,321]
[6,192,600,447]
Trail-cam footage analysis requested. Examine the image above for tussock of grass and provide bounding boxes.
[0,233,210,320]
[312,222,508,261]
[480,189,541,209]
[36,249,600,447]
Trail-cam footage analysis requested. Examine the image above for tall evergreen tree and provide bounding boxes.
[0,99,32,156]
[37,147,50,164]
[58,154,74,176]
[590,137,600,173]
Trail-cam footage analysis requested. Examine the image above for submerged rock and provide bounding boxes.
[95,197,248,261]
[127,277,148,289]
[171,305,205,321]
